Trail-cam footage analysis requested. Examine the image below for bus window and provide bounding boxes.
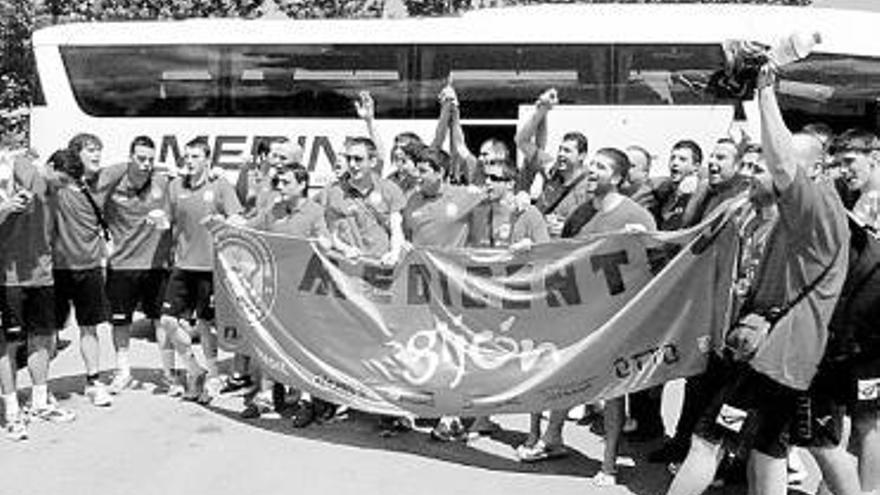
[778,53,880,130]
[61,45,222,117]
[612,44,726,105]
[227,44,411,118]
[415,44,611,118]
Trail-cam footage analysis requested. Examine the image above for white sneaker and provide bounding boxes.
[203,376,224,399]
[30,403,77,423]
[5,416,28,441]
[591,471,617,487]
[85,382,113,407]
[108,373,134,395]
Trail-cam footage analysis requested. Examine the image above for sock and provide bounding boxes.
[116,350,130,376]
[3,392,20,421]
[31,385,49,410]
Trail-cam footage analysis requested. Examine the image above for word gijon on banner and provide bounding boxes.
[364,314,561,389]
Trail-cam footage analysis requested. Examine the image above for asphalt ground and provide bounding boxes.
[0,321,821,495]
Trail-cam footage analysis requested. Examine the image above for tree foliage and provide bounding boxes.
[0,0,811,145]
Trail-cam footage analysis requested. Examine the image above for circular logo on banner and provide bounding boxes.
[215,229,277,322]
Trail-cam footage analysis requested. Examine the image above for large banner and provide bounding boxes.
[213,202,742,417]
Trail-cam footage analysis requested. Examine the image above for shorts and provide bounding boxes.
[849,355,880,416]
[106,269,169,325]
[0,286,56,342]
[161,269,214,322]
[54,268,109,328]
[790,362,847,448]
[694,365,801,459]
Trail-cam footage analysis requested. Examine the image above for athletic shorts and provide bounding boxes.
[694,365,801,459]
[161,269,214,322]
[54,268,109,328]
[106,269,169,325]
[0,286,56,342]
[849,355,880,416]
[790,362,847,449]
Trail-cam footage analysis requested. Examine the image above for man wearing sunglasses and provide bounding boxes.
[324,137,405,267]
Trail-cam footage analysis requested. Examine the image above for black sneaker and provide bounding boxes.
[220,375,253,395]
[290,400,315,428]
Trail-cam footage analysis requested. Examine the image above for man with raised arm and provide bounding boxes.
[664,58,849,495]
[515,88,590,238]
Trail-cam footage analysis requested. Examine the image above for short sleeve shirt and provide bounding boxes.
[535,170,591,221]
[0,156,53,287]
[748,168,849,391]
[51,165,127,270]
[104,163,173,270]
[169,176,243,271]
[324,175,405,257]
[575,196,656,237]
[248,198,329,238]
[469,203,549,248]
[403,184,485,248]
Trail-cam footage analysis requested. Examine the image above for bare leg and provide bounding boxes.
[197,319,218,378]
[541,408,568,446]
[854,409,880,492]
[665,435,724,495]
[111,323,131,377]
[79,324,100,377]
[602,396,626,474]
[748,449,788,495]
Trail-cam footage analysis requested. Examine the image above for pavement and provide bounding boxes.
[0,321,821,495]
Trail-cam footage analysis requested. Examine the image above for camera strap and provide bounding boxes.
[764,244,842,325]
[79,182,111,242]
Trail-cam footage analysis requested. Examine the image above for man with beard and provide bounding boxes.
[519,149,654,488]
[515,88,590,237]
[664,62,848,495]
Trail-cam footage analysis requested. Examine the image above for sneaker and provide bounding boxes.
[30,403,76,423]
[591,471,617,487]
[430,417,467,442]
[85,382,113,407]
[5,416,28,441]
[240,393,273,419]
[198,376,223,405]
[182,371,206,402]
[219,375,253,395]
[108,373,134,395]
[290,399,316,428]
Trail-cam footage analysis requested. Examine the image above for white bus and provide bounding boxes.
[29,4,880,185]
